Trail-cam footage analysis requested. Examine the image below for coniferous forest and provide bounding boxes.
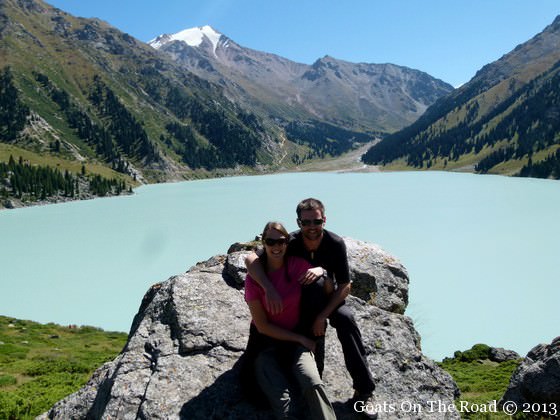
[0,155,127,204]
[285,120,375,160]
[0,68,30,142]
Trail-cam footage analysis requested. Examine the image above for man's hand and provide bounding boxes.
[298,267,325,285]
[264,286,283,315]
[299,336,317,353]
[312,315,327,336]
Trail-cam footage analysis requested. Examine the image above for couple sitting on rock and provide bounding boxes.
[241,198,378,419]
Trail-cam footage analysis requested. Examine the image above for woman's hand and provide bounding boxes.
[263,285,284,315]
[298,267,325,285]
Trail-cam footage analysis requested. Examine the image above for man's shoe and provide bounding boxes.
[352,391,379,419]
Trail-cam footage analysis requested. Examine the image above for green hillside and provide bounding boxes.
[0,315,127,420]
[362,16,560,180]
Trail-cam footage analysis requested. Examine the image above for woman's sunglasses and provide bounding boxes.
[264,237,289,246]
[298,218,324,227]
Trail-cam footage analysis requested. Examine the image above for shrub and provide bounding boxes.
[454,343,492,362]
[0,374,17,387]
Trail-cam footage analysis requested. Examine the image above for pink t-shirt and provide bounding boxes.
[244,256,312,330]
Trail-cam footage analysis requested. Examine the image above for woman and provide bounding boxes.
[243,221,336,420]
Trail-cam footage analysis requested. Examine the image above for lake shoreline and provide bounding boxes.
[1,142,381,211]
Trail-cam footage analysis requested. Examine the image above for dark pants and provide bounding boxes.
[299,282,376,395]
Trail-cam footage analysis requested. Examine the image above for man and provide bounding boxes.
[245,198,378,419]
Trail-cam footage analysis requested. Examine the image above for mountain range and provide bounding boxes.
[2,0,559,209]
[149,25,453,134]
[0,0,452,203]
[362,15,560,179]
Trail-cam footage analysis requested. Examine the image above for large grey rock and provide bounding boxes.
[344,237,409,314]
[500,336,560,406]
[488,347,520,363]
[40,241,458,419]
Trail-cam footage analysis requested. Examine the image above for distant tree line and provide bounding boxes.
[0,155,75,200]
[0,67,30,141]
[0,155,127,202]
[33,66,264,172]
[475,64,560,176]
[88,173,127,196]
[286,120,374,158]
[518,149,560,179]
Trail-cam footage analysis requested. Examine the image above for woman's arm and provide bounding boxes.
[247,299,316,352]
[245,252,284,315]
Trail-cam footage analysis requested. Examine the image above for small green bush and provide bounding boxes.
[453,343,492,362]
[23,358,92,376]
[0,344,30,361]
[0,374,17,387]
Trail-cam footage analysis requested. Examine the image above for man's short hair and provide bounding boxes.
[296,198,325,219]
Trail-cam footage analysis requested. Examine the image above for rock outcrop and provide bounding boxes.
[344,237,409,314]
[40,239,459,419]
[488,347,520,363]
[500,336,560,406]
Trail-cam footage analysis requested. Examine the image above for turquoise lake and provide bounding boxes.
[1,171,559,361]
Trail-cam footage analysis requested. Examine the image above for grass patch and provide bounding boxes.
[0,315,127,419]
[439,345,523,419]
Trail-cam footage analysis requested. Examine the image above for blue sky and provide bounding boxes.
[46,0,560,87]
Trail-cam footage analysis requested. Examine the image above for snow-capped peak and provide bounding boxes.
[149,25,222,55]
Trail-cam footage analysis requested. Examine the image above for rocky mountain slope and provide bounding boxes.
[150,26,454,135]
[0,0,294,187]
[39,238,460,419]
[362,15,560,179]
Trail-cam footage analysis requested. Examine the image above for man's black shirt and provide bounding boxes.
[287,229,350,285]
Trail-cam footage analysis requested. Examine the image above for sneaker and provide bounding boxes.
[352,391,379,419]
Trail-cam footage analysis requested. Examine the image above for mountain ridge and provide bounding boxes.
[149,25,454,134]
[362,14,560,179]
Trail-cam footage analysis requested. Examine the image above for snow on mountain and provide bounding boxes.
[149,25,222,55]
